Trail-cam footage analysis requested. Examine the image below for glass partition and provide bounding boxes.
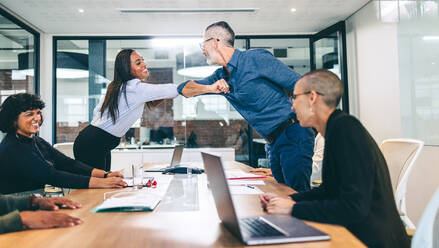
[53,35,336,165]
[396,0,439,144]
[54,37,252,163]
[0,10,38,141]
[311,22,349,112]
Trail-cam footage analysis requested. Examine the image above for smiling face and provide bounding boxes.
[130,51,149,80]
[16,109,42,137]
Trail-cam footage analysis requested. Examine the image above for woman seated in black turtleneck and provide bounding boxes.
[0,93,128,194]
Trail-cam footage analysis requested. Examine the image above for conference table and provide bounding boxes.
[0,161,365,247]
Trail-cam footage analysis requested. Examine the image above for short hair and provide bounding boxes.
[300,69,344,108]
[205,21,235,47]
[0,93,45,133]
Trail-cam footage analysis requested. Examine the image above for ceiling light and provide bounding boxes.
[423,36,439,41]
[290,8,297,12]
[78,9,85,13]
[177,66,221,78]
[151,38,202,48]
[119,8,258,14]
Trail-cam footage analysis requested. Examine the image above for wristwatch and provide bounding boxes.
[29,194,42,210]
[104,171,111,178]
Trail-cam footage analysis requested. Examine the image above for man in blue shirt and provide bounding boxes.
[177,21,314,191]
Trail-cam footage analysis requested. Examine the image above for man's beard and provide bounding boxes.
[205,51,218,65]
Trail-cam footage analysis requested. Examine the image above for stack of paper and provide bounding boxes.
[225,169,267,180]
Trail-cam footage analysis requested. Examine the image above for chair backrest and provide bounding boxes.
[53,142,75,159]
[380,138,424,229]
[411,187,439,248]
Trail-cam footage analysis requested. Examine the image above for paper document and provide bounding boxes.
[228,180,265,186]
[230,185,263,195]
[92,191,162,212]
[225,169,267,180]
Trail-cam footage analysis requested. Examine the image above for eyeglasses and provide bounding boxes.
[289,91,325,102]
[199,37,219,50]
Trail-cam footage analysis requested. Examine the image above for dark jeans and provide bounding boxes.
[266,123,314,192]
[73,125,120,171]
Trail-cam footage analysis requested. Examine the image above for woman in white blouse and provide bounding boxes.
[73,49,178,172]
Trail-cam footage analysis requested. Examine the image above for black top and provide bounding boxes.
[290,110,410,248]
[0,133,92,194]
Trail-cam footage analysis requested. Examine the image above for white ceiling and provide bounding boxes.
[1,0,370,35]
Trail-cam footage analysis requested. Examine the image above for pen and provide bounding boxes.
[246,185,255,189]
[132,164,134,186]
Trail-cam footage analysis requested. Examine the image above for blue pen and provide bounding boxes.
[246,185,255,189]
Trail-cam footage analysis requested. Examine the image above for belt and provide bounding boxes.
[264,118,298,144]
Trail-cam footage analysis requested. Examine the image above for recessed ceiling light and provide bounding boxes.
[290,8,297,13]
[118,8,258,14]
[78,9,85,13]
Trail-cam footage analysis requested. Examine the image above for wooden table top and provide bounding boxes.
[0,161,365,248]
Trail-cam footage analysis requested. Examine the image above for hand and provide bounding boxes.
[89,177,128,189]
[249,168,272,176]
[209,79,230,94]
[20,211,83,229]
[32,197,82,211]
[259,193,278,211]
[266,196,296,215]
[107,171,124,178]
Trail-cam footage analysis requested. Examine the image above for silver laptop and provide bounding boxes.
[145,145,184,172]
[201,152,330,246]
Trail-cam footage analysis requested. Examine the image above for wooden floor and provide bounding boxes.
[0,161,365,247]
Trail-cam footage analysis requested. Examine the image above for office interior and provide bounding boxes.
[0,0,438,242]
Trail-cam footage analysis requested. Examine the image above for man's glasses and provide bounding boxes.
[199,37,219,50]
[289,91,325,102]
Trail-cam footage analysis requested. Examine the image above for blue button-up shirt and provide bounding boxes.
[177,49,301,138]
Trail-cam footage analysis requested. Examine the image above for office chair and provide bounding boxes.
[380,138,424,230]
[53,142,76,195]
[53,142,75,159]
[411,187,439,248]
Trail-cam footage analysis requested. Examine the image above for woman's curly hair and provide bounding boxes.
[0,93,45,134]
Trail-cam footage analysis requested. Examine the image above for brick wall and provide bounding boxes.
[0,70,34,98]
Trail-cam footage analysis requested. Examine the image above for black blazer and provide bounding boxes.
[290,110,410,248]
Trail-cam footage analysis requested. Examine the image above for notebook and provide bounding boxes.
[201,152,330,245]
[91,191,161,213]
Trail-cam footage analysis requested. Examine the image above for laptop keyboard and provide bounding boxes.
[240,217,285,237]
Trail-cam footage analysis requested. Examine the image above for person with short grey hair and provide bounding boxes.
[259,69,410,247]
[178,21,315,192]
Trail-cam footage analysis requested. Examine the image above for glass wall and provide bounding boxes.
[54,36,315,164]
[248,38,311,163]
[395,0,439,145]
[0,10,39,140]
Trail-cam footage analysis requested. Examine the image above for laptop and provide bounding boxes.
[201,152,330,245]
[144,145,184,172]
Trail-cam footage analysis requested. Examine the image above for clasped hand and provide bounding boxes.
[210,79,230,94]
[259,193,296,215]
